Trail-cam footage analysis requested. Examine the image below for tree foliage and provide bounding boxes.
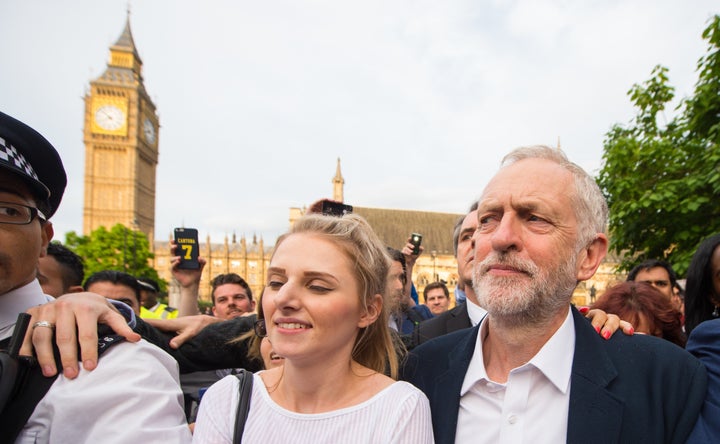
[598,15,720,276]
[64,223,165,290]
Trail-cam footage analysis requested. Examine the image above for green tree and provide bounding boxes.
[598,15,720,276]
[65,223,165,289]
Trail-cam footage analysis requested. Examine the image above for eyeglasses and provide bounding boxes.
[254,319,267,337]
[639,279,670,288]
[0,201,46,225]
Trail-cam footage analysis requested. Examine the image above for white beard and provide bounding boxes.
[472,250,578,327]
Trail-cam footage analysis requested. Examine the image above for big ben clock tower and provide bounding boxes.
[83,16,158,244]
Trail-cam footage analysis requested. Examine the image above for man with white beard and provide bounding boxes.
[402,145,707,444]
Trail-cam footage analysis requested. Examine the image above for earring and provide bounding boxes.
[254,319,267,337]
[713,306,720,318]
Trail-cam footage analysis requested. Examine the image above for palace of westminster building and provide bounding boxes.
[82,19,620,308]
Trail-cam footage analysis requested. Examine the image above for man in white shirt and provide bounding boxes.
[0,110,191,443]
[403,145,707,444]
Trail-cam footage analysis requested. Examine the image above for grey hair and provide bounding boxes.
[500,145,608,248]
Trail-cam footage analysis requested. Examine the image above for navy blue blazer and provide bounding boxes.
[414,302,472,348]
[402,306,707,444]
[686,318,720,443]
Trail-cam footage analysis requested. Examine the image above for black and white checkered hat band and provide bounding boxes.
[0,136,40,181]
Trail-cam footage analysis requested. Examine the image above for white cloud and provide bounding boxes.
[0,0,716,244]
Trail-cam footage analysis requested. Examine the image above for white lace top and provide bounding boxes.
[192,373,434,443]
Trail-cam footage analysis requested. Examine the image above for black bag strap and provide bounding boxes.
[0,314,31,414]
[0,345,61,443]
[232,369,254,444]
[0,317,125,444]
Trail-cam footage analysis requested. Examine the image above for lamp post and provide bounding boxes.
[431,250,437,282]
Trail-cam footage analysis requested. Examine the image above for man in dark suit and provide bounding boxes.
[415,298,470,343]
[414,205,481,346]
[402,145,707,444]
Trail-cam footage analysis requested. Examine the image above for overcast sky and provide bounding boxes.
[1,1,717,245]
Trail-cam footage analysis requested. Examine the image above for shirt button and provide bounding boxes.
[508,414,518,424]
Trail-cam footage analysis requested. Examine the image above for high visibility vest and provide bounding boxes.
[140,303,178,319]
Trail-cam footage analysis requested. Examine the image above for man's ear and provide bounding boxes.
[358,294,383,328]
[250,300,256,311]
[40,221,54,257]
[576,234,608,281]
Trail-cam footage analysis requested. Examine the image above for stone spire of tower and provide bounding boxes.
[114,13,138,54]
[332,157,344,202]
[102,13,144,85]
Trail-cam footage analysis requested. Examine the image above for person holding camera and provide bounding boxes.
[387,247,433,336]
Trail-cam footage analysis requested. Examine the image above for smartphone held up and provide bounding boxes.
[173,227,200,269]
[410,233,423,255]
[321,200,353,217]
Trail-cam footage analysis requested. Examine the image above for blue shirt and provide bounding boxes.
[398,304,433,335]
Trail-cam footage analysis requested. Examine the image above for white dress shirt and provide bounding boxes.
[456,307,575,444]
[466,298,487,327]
[3,280,192,444]
[388,315,399,332]
[0,280,52,341]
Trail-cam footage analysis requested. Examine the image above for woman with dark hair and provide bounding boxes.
[684,234,720,442]
[685,316,720,442]
[237,288,285,370]
[591,281,685,347]
[684,233,720,336]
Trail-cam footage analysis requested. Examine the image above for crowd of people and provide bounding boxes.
[1,109,719,443]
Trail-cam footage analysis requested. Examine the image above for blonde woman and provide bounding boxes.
[193,214,433,443]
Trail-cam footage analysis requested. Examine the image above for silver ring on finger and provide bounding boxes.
[33,321,56,330]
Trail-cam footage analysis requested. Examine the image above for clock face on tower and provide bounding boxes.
[94,105,126,131]
[143,118,156,144]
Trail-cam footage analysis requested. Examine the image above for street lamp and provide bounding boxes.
[431,250,437,282]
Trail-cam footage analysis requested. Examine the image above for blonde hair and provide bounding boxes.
[271,213,399,378]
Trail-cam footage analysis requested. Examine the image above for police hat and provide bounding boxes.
[0,111,67,218]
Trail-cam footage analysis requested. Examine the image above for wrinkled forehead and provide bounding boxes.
[480,159,574,206]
